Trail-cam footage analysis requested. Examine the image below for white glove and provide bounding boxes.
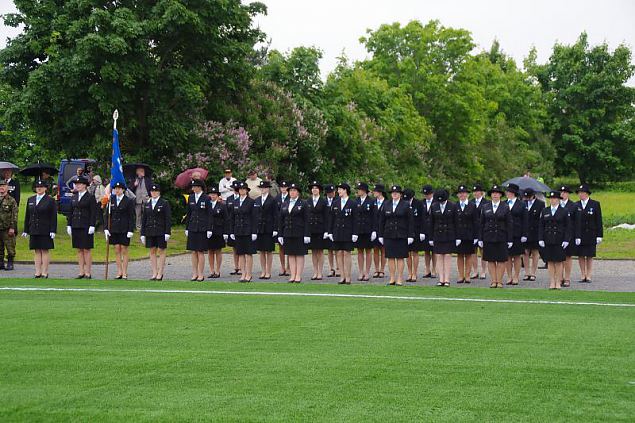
[378,237,384,245]
[164,234,170,241]
[328,234,333,242]
[596,237,603,244]
[272,231,278,237]
[455,239,461,246]
[104,229,111,238]
[49,232,55,240]
[419,233,425,242]
[223,234,228,241]
[539,240,545,248]
[352,235,358,242]
[561,241,569,249]
[251,234,257,241]
[478,241,483,248]
[429,240,434,246]
[21,232,28,238]
[66,226,72,236]
[126,232,133,239]
[507,242,513,249]
[407,237,414,245]
[230,234,235,240]
[278,237,284,245]
[473,238,478,245]
[88,226,95,235]
[303,236,311,244]
[575,238,581,246]
[371,231,377,242]
[206,231,213,239]
[323,232,329,240]
[185,230,189,237]
[521,236,527,243]
[140,235,146,244]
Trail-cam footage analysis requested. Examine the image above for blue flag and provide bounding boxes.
[111,128,126,189]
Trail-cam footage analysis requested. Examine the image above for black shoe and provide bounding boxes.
[115,275,123,280]
[84,275,92,280]
[156,275,163,281]
[75,274,85,279]
[150,276,156,281]
[423,273,432,278]
[42,274,48,279]
[34,274,41,279]
[230,270,240,275]
[5,259,14,270]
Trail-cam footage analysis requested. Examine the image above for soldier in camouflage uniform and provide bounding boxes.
[0,179,18,270]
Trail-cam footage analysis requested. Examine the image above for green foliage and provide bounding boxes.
[532,33,635,184]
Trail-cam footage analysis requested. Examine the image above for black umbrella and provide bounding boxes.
[19,162,58,177]
[502,176,551,193]
[123,163,153,181]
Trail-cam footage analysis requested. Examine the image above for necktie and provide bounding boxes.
[461,202,465,211]
[36,195,42,205]
[393,202,397,212]
[508,199,512,206]
[493,203,498,212]
[552,207,557,215]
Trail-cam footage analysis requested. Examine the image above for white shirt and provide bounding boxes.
[340,197,348,209]
[560,199,568,208]
[426,198,433,211]
[288,198,297,213]
[219,177,236,200]
[36,194,44,205]
[78,190,86,201]
[508,198,516,208]
[376,199,384,209]
[261,193,268,204]
[239,195,247,207]
[210,200,217,209]
[551,206,558,215]
[581,199,588,209]
[460,201,467,211]
[474,197,482,207]
[312,195,319,207]
[116,194,124,206]
[194,192,202,203]
[527,199,534,210]
[359,195,367,204]
[327,197,333,207]
[440,201,447,214]
[151,197,159,209]
[492,201,500,212]
[392,200,399,212]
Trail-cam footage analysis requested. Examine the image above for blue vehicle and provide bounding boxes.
[57,159,96,216]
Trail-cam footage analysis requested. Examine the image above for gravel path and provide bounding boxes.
[1,253,633,292]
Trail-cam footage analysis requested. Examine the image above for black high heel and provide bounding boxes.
[156,275,163,281]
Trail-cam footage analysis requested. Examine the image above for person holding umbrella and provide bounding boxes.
[575,184,603,284]
[185,179,211,281]
[22,179,57,278]
[478,185,513,288]
[538,191,571,289]
[140,184,171,281]
[277,183,310,283]
[67,175,97,279]
[230,181,257,282]
[455,185,479,284]
[206,186,228,278]
[377,185,413,286]
[104,182,135,279]
[1,168,20,206]
[523,188,544,282]
[255,180,277,279]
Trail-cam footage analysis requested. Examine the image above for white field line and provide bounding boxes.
[1,286,634,308]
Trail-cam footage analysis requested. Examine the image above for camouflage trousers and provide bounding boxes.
[0,230,16,260]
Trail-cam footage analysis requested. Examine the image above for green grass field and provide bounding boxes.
[11,191,635,261]
[1,279,634,421]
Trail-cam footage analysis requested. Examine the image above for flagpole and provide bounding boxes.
[105,109,118,280]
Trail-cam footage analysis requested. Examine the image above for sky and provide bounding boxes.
[1,0,633,83]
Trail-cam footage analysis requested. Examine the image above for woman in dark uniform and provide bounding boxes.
[404,189,424,282]
[377,185,414,286]
[276,181,290,276]
[226,180,241,276]
[428,189,457,287]
[140,184,171,280]
[559,185,578,286]
[104,181,135,279]
[307,181,328,280]
[22,179,57,278]
[328,183,358,284]
[421,185,436,278]
[278,183,310,283]
[469,184,489,279]
[66,175,97,279]
[207,187,228,279]
[355,182,375,281]
[230,181,257,282]
[575,184,603,283]
[324,184,338,277]
[185,179,211,281]
[478,185,513,288]
[371,184,387,278]
[255,180,277,279]
[455,185,478,284]
[523,188,544,282]
[504,183,528,285]
[539,191,571,289]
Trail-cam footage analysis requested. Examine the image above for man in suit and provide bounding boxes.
[559,185,578,286]
[328,183,358,284]
[130,166,153,230]
[522,188,544,282]
[575,184,603,283]
[255,180,277,279]
[141,183,172,280]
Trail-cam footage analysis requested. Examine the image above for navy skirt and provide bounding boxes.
[577,243,597,258]
[256,233,276,252]
[284,236,308,256]
[355,233,373,249]
[332,241,353,251]
[483,241,508,262]
[146,235,167,249]
[186,231,208,252]
[508,237,523,256]
[108,232,131,246]
[384,238,408,259]
[541,244,566,262]
[433,241,455,255]
[29,234,54,250]
[235,235,256,255]
[309,233,326,250]
[456,239,476,255]
[71,228,94,249]
[208,234,226,250]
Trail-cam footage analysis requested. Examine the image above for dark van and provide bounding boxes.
[57,159,96,216]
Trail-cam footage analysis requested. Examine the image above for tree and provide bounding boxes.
[532,33,635,183]
[0,0,267,163]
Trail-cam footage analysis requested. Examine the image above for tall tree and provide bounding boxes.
[532,33,635,183]
[0,0,266,162]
